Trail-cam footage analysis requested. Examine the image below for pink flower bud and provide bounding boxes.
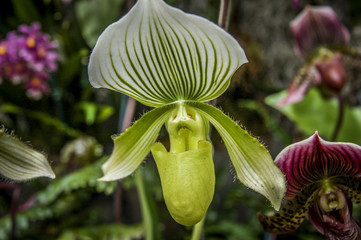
[290,6,350,57]
[315,53,347,91]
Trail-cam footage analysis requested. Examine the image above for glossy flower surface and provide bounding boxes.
[89,0,286,225]
[258,132,361,239]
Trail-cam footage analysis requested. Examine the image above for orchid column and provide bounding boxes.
[88,0,285,226]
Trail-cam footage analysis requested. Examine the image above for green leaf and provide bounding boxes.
[11,0,40,24]
[37,157,116,205]
[265,89,361,145]
[1,103,83,138]
[56,223,143,240]
[187,101,286,210]
[88,0,247,107]
[76,102,115,125]
[0,129,55,180]
[75,0,124,48]
[100,103,176,181]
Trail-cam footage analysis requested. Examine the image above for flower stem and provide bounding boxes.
[331,93,344,141]
[191,217,205,240]
[218,0,232,30]
[135,170,154,240]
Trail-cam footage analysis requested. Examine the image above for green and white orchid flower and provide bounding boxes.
[89,0,286,226]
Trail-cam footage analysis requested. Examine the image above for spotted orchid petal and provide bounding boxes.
[99,103,176,181]
[291,5,350,57]
[257,183,319,233]
[187,101,286,210]
[0,129,55,180]
[275,132,361,200]
[88,0,247,107]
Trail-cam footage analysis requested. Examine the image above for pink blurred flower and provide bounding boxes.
[0,22,59,99]
[290,6,350,58]
[25,72,50,100]
[279,6,350,107]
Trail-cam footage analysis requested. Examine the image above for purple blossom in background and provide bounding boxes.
[279,6,350,106]
[0,22,59,99]
[290,6,350,58]
[258,132,361,239]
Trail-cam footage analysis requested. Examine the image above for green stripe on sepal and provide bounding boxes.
[187,101,286,210]
[88,0,247,107]
[0,129,55,180]
[151,140,214,226]
[99,103,176,181]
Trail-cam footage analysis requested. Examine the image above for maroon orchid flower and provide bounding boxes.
[279,6,351,106]
[258,132,361,239]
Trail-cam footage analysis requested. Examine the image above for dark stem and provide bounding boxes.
[10,186,21,240]
[114,96,137,222]
[114,184,123,222]
[218,0,232,30]
[209,0,232,109]
[114,0,137,223]
[331,93,344,142]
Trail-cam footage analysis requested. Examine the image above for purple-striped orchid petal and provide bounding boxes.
[275,132,361,200]
[291,6,350,57]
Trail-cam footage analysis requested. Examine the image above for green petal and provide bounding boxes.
[99,104,175,181]
[257,183,319,234]
[0,129,55,180]
[187,101,286,210]
[151,140,214,226]
[88,0,247,107]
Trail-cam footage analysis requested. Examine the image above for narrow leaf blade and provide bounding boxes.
[0,130,55,180]
[100,104,175,181]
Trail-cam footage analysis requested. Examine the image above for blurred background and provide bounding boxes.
[0,0,361,239]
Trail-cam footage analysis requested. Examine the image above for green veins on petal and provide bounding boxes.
[99,103,176,182]
[88,0,247,107]
[187,101,286,210]
[0,129,55,181]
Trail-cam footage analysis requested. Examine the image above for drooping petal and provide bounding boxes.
[278,65,321,106]
[187,101,286,210]
[275,132,361,199]
[88,0,247,107]
[257,183,319,233]
[0,129,55,180]
[99,103,176,181]
[290,5,350,57]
